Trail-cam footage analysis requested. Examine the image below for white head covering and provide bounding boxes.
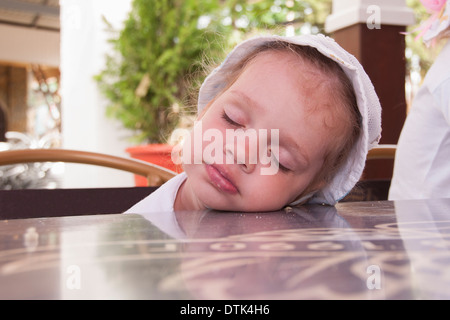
[197,34,382,205]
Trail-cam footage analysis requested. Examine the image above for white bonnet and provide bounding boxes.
[197,34,382,205]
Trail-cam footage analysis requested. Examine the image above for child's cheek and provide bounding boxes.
[187,121,204,165]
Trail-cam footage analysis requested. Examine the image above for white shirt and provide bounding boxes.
[389,41,450,200]
[124,172,187,238]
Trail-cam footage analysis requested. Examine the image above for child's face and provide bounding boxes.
[181,51,341,212]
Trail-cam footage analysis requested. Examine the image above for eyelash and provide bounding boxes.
[271,153,291,172]
[222,111,291,173]
[221,111,242,127]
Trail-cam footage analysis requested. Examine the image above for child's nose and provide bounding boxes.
[224,140,257,174]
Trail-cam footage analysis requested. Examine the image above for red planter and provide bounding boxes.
[126,144,183,186]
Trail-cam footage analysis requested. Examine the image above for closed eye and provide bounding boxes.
[271,152,291,173]
[221,111,242,127]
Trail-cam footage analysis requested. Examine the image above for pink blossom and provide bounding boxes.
[420,0,447,12]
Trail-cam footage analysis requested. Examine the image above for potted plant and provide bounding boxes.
[94,0,231,184]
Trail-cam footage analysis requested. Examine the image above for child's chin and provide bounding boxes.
[201,198,240,212]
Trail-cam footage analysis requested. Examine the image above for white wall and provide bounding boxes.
[60,0,135,188]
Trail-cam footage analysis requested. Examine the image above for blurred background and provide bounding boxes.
[0,0,437,190]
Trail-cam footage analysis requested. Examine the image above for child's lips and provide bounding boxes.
[205,164,239,194]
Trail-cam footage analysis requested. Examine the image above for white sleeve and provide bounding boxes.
[439,79,450,126]
[123,173,187,239]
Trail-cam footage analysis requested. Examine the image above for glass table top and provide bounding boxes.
[1,198,450,300]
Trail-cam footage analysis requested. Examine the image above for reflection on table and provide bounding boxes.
[1,198,450,299]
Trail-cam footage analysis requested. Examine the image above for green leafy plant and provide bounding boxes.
[95,0,330,144]
[95,0,230,143]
